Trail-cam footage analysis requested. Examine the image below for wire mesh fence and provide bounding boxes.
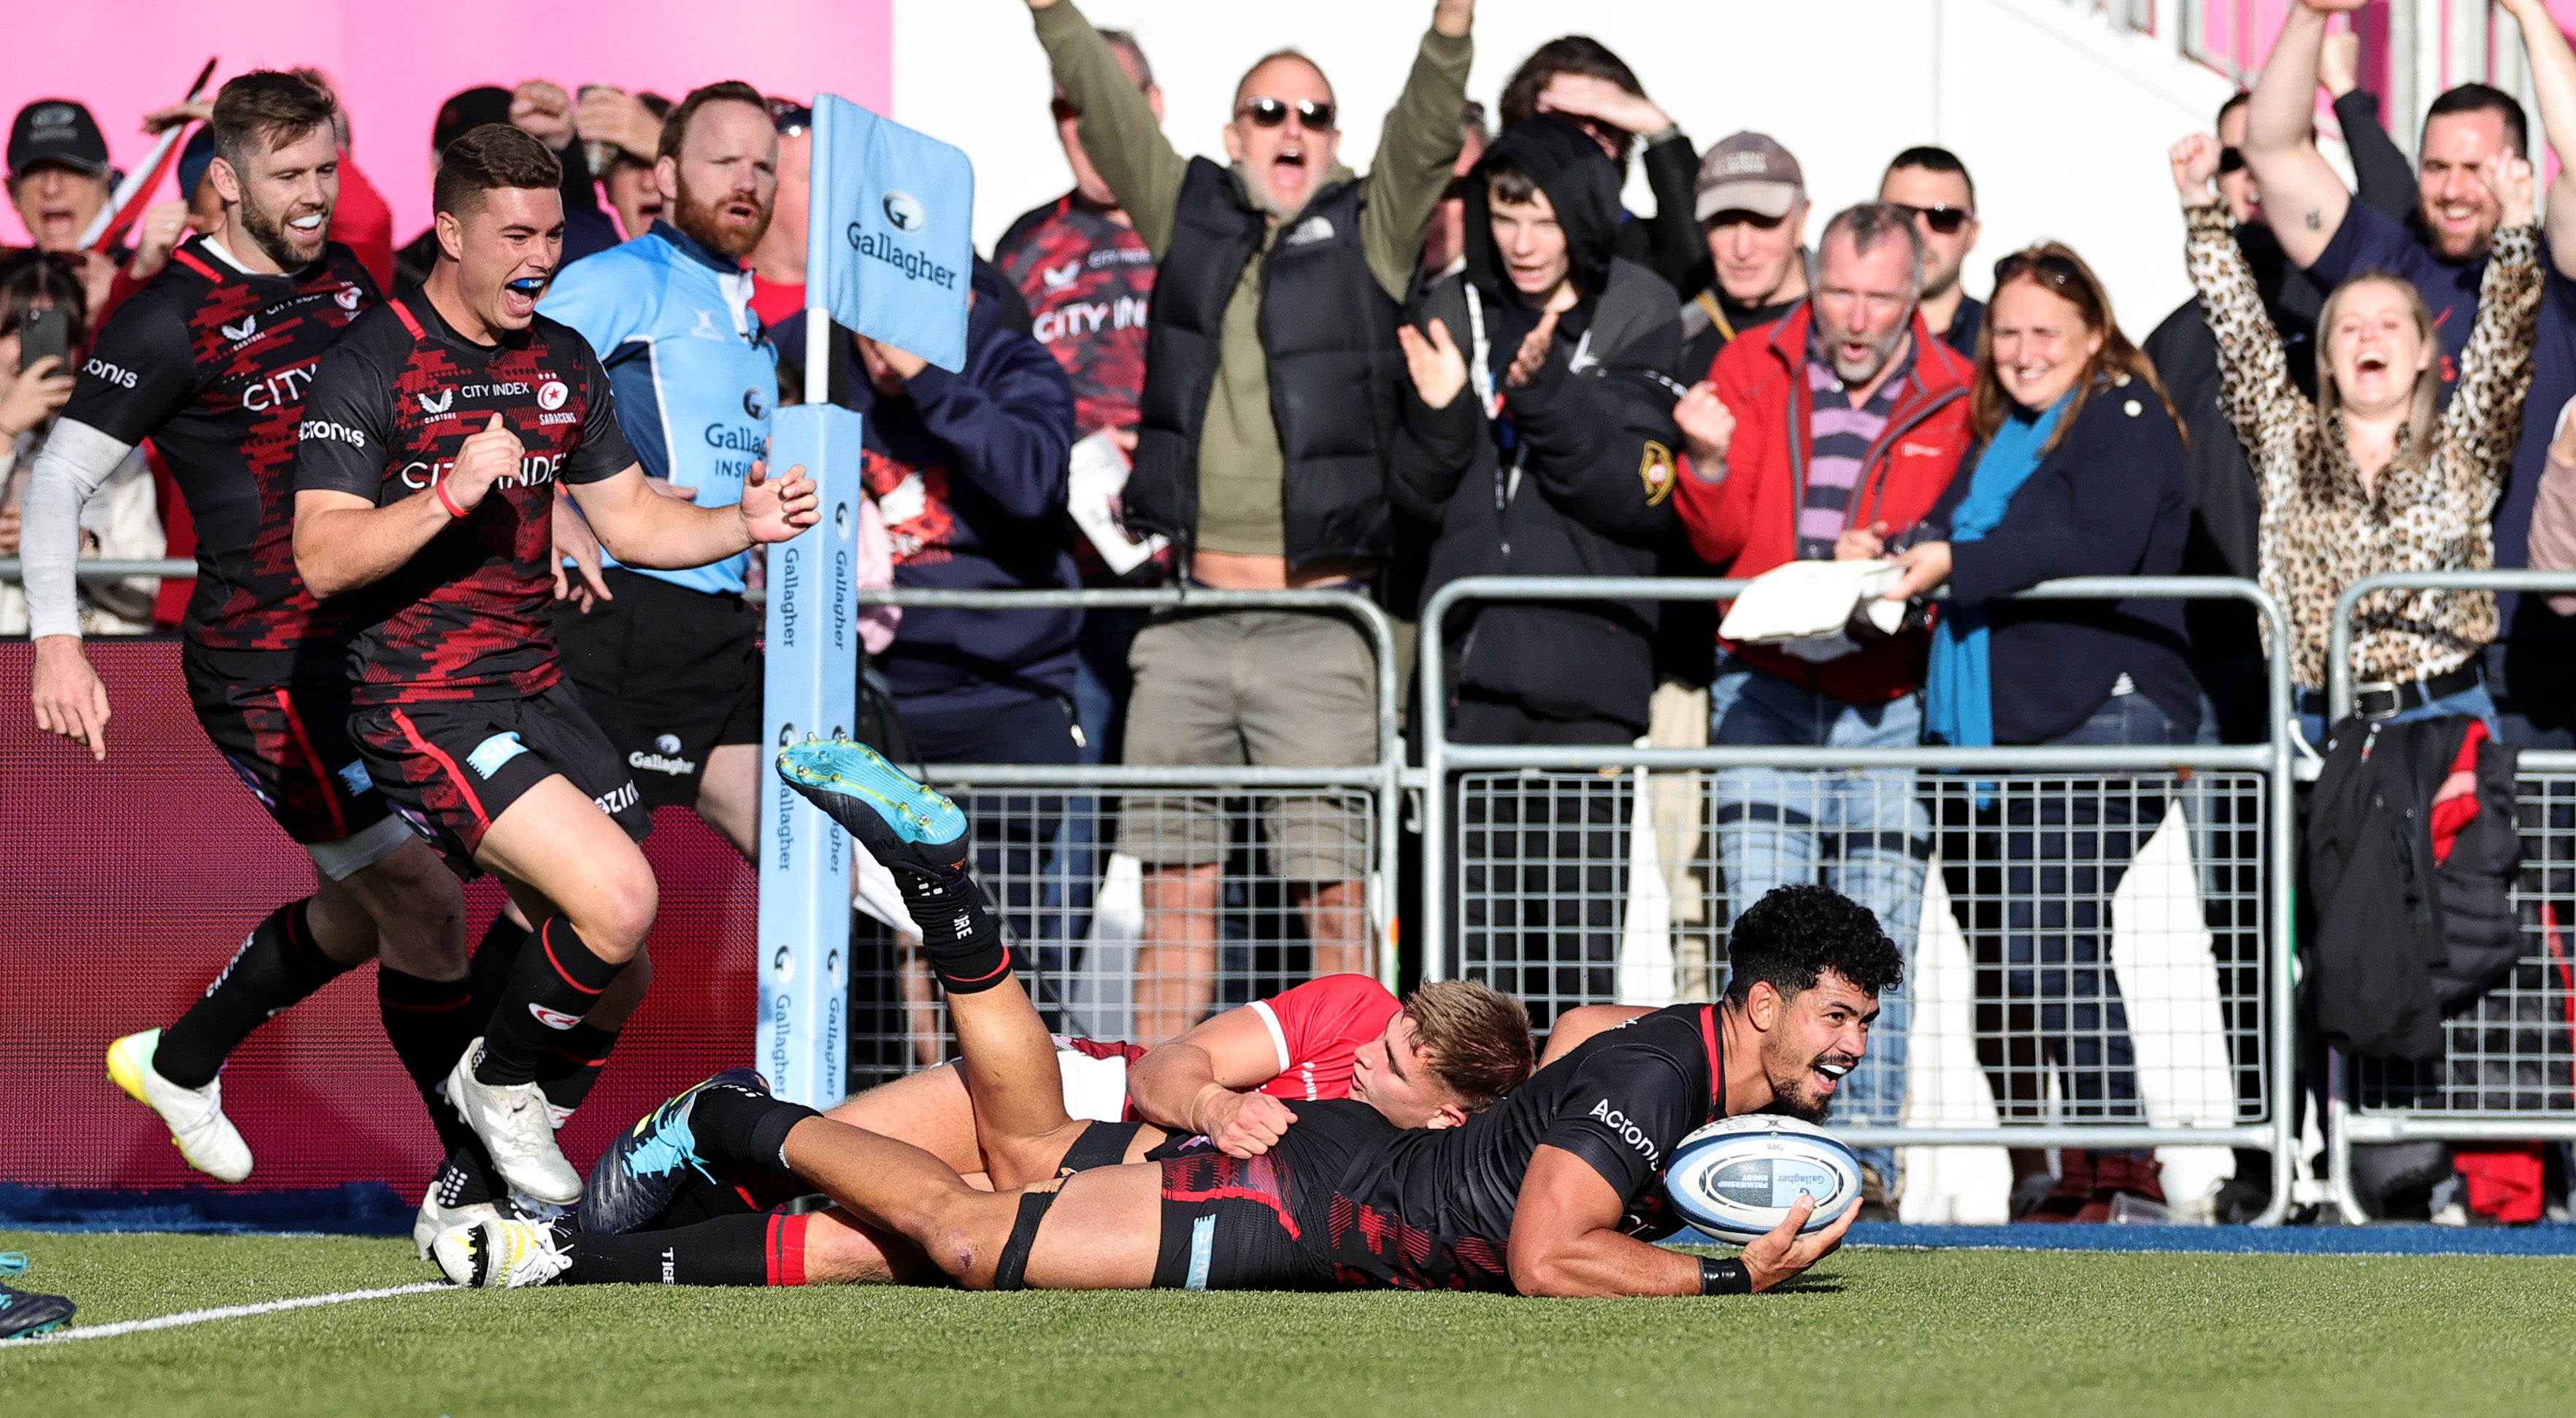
[1450,766,2274,1139]
[843,772,1384,1090]
[1423,575,2296,1215]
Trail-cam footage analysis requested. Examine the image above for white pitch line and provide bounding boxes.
[8,1282,452,1346]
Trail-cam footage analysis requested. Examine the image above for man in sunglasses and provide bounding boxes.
[1877,147,1983,361]
[1024,0,1475,1042]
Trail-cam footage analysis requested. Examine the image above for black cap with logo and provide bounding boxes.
[9,99,112,181]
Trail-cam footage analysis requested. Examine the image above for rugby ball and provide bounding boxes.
[1659,1115,1863,1245]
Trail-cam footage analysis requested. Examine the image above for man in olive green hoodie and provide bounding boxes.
[1025,0,1475,1042]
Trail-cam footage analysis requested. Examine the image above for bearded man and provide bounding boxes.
[532,80,783,868]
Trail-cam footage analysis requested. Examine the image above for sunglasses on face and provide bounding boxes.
[1993,250,2085,289]
[2217,145,2246,175]
[768,100,812,137]
[1238,97,1336,131]
[1889,201,1975,236]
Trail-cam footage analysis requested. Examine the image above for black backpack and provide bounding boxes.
[2302,714,2522,1062]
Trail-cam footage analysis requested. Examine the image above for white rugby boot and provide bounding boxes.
[106,1029,252,1183]
[432,1217,573,1289]
[444,1039,582,1205]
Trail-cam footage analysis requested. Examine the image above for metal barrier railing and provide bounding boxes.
[843,587,1404,1080]
[2323,569,2576,1222]
[1420,574,2301,1222]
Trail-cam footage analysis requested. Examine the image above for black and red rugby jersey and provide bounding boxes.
[61,234,377,650]
[991,192,1153,436]
[1291,1002,1722,1292]
[293,290,634,706]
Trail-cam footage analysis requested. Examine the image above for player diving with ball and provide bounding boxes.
[439,741,1885,1297]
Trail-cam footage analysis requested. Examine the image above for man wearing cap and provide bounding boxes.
[1675,132,1810,386]
[1668,201,1977,1214]
[9,100,113,251]
[7,99,125,312]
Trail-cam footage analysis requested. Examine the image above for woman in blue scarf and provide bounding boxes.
[1852,243,2196,1222]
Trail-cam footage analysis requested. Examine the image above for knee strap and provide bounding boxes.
[1055,1120,1145,1177]
[991,1187,1061,1292]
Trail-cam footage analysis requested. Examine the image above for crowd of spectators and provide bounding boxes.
[11,0,2576,1227]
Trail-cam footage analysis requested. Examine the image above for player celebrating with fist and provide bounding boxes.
[291,123,818,1206]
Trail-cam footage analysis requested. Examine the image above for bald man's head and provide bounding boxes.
[1223,48,1342,217]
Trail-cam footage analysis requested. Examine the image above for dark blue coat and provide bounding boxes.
[1928,378,2200,744]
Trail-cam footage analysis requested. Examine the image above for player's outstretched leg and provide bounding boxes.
[469,1070,1156,1291]
[779,741,1084,1188]
[436,1205,924,1290]
[107,898,361,1183]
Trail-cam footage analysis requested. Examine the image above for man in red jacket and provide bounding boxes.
[1669,201,1972,1206]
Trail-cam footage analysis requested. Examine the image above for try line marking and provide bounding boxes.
[9,1282,450,1346]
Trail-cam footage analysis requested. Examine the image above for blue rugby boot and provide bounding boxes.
[0,1254,74,1341]
[779,739,1013,994]
[775,739,971,879]
[580,1068,769,1236]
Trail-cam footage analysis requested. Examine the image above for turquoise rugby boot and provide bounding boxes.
[775,739,971,877]
[0,1253,74,1341]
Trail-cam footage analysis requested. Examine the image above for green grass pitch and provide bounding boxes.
[7,1229,2573,1415]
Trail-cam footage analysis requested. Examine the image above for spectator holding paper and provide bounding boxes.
[1878,243,2198,751]
[1669,201,1973,1206]
[993,23,1168,762]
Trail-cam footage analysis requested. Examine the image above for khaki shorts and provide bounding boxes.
[1119,610,1377,882]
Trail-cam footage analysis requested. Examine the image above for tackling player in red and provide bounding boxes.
[539,969,1527,1286]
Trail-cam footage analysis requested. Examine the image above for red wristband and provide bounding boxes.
[433,479,469,520]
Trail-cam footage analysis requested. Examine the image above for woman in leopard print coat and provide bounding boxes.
[2172,132,2541,734]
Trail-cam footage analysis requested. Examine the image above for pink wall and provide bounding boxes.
[1,0,890,246]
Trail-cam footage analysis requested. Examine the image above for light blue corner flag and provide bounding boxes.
[805,94,973,372]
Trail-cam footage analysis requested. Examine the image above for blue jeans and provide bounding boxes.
[1948,692,2191,1144]
[1710,663,1929,1187]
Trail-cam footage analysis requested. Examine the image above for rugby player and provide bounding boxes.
[22,71,477,1192]
[404,80,793,1230]
[442,744,1877,1295]
[289,123,818,1206]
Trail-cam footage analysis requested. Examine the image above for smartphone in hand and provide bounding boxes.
[20,306,70,373]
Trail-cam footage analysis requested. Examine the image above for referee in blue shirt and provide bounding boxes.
[541,81,786,857]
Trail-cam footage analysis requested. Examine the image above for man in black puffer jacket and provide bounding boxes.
[1392,114,1685,745]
